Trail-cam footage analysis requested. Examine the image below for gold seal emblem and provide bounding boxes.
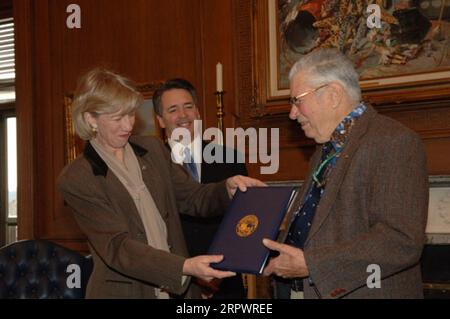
[236,214,259,237]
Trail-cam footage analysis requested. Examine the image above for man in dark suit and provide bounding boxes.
[263,49,429,299]
[153,78,247,298]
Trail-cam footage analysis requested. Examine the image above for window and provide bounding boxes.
[0,17,15,102]
[0,111,15,246]
[0,13,15,246]
[6,116,16,242]
[0,111,15,245]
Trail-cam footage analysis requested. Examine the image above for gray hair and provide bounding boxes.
[289,48,361,103]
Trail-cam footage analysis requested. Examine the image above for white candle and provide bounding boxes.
[216,62,223,92]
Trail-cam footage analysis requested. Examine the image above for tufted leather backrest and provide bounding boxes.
[0,239,93,299]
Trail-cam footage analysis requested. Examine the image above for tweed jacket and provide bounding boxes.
[286,105,428,299]
[57,136,230,299]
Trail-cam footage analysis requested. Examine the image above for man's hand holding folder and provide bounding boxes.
[262,238,309,278]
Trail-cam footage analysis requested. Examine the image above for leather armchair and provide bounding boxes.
[0,239,92,299]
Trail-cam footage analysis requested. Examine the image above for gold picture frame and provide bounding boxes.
[63,82,163,164]
[262,0,450,103]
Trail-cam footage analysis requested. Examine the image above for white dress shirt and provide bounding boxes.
[168,138,202,181]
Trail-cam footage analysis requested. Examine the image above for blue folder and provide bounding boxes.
[207,186,297,275]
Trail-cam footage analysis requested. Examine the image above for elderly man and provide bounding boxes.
[263,48,428,299]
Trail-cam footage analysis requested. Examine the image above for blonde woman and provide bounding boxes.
[58,68,264,299]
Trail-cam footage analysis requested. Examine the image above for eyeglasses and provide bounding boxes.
[289,84,328,107]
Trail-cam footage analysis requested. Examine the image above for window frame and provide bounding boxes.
[0,104,15,246]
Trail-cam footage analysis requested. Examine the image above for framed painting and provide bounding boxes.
[266,0,450,100]
[426,175,450,244]
[133,82,164,138]
[64,82,163,164]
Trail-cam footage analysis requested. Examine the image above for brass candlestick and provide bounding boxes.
[215,91,224,145]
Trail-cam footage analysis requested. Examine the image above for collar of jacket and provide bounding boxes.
[304,103,377,246]
[83,140,148,177]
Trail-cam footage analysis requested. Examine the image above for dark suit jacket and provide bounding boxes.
[284,105,428,299]
[168,141,248,298]
[57,136,230,299]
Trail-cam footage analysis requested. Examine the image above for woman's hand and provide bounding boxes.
[225,175,267,198]
[183,255,236,282]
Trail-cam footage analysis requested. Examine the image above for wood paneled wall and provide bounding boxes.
[14,0,450,253]
[14,0,239,251]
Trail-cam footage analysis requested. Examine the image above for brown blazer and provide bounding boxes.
[57,136,230,299]
[286,105,428,299]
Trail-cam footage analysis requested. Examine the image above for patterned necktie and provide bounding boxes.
[183,147,199,182]
[286,142,334,249]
